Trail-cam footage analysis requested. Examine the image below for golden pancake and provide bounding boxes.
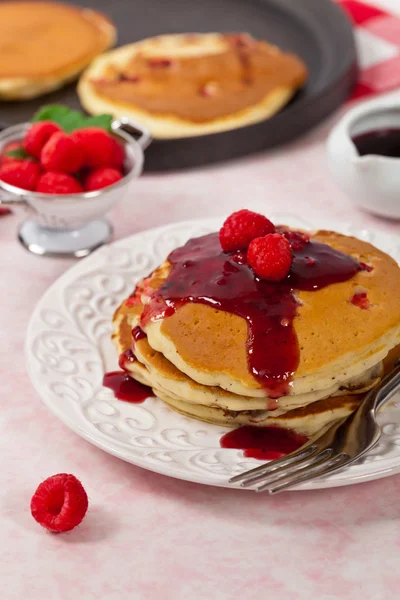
[113,346,373,437]
[78,33,307,138]
[112,297,382,414]
[136,342,400,435]
[111,300,366,436]
[0,2,116,99]
[155,390,363,437]
[141,230,400,398]
[112,299,400,435]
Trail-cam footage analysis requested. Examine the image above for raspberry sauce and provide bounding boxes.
[118,348,136,369]
[132,326,146,341]
[350,291,370,310]
[220,425,307,460]
[141,231,362,396]
[103,371,154,403]
[352,128,400,158]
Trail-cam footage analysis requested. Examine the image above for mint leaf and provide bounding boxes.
[31,104,113,132]
[82,114,113,132]
[32,105,70,124]
[58,110,86,133]
[6,146,30,159]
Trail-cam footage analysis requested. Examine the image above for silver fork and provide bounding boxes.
[229,362,400,494]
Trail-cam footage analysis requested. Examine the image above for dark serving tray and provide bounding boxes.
[0,0,357,171]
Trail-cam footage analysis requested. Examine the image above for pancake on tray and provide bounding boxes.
[111,211,400,439]
[0,2,116,100]
[78,33,307,138]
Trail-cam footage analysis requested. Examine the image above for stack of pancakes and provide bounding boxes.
[112,228,400,437]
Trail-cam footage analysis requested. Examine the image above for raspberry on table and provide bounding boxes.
[72,127,124,169]
[219,209,275,252]
[84,167,123,191]
[30,473,88,533]
[41,132,84,173]
[24,121,61,159]
[0,160,40,191]
[248,233,292,281]
[37,172,83,195]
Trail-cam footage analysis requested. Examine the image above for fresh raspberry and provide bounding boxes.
[71,127,124,169]
[30,473,88,533]
[0,207,11,216]
[84,167,123,191]
[37,172,83,195]
[219,209,275,252]
[109,138,125,170]
[41,132,84,173]
[248,233,292,281]
[1,142,25,166]
[24,121,61,159]
[0,160,40,191]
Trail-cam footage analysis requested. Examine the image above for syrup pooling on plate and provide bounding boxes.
[220,425,308,460]
[107,330,154,402]
[103,371,154,403]
[141,231,363,396]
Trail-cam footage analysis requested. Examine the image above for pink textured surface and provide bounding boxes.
[2,9,400,600]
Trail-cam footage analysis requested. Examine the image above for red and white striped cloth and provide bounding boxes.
[337,0,400,100]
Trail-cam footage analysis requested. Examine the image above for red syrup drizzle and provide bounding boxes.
[359,261,373,273]
[132,325,146,341]
[103,324,153,402]
[220,425,308,460]
[103,371,154,403]
[350,291,370,310]
[141,230,363,397]
[118,348,136,369]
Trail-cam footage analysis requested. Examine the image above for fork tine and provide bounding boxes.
[229,444,316,485]
[245,448,333,490]
[258,453,349,494]
[239,448,325,488]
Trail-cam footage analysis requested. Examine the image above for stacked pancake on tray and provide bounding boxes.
[112,221,400,437]
[0,1,116,100]
[79,32,307,138]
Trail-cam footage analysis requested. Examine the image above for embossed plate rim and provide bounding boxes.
[25,215,400,490]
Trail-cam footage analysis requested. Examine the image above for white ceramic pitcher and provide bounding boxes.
[327,97,400,220]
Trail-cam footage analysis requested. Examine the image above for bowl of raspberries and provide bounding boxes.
[0,105,151,257]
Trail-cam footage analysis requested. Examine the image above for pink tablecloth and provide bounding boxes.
[2,4,400,600]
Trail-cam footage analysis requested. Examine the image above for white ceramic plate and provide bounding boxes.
[26,215,400,490]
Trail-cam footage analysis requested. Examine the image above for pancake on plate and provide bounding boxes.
[111,216,400,439]
[0,1,116,100]
[78,33,307,138]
